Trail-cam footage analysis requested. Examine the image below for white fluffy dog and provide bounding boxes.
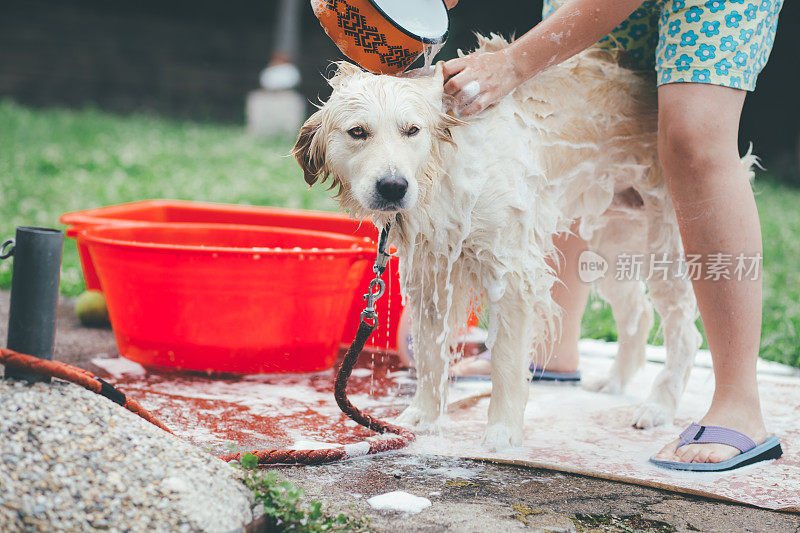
[294,35,755,450]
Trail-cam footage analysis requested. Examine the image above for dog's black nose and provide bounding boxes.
[376,174,408,202]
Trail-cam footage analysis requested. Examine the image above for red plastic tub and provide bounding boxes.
[61,200,404,354]
[77,223,372,374]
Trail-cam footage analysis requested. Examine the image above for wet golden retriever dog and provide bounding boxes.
[293,35,755,450]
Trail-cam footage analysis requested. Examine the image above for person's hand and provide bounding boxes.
[442,49,524,117]
[444,0,459,8]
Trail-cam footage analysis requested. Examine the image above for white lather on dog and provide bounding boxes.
[294,35,756,450]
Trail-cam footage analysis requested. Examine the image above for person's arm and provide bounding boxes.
[443,0,643,116]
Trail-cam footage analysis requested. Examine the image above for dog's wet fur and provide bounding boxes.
[294,35,756,450]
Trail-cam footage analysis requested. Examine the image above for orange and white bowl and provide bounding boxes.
[312,0,448,74]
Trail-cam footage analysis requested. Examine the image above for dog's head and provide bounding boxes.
[293,62,462,217]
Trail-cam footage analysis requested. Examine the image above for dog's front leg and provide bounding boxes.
[483,285,537,450]
[396,292,451,432]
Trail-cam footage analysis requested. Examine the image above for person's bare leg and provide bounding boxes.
[534,220,588,372]
[452,220,589,376]
[653,83,767,463]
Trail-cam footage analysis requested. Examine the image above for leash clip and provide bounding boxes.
[360,222,392,325]
[361,277,385,324]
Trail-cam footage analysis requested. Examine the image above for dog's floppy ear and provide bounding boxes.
[426,62,465,145]
[433,61,446,84]
[436,111,465,147]
[327,61,365,90]
[292,110,325,186]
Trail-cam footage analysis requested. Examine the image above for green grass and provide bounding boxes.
[1,99,798,367]
[754,179,800,366]
[0,99,335,295]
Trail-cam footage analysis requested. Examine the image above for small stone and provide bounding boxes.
[161,476,191,494]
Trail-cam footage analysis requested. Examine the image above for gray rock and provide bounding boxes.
[0,380,256,532]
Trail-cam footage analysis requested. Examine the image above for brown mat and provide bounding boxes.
[93,340,799,512]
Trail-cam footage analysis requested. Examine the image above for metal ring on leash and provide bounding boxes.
[0,239,15,259]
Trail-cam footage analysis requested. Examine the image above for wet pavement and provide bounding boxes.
[1,291,799,532]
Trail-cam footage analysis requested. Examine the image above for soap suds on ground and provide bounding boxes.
[90,356,146,376]
[367,490,432,514]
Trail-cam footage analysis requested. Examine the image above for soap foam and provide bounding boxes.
[461,80,480,100]
[367,491,432,514]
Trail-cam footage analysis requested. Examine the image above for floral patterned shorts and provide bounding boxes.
[542,0,784,91]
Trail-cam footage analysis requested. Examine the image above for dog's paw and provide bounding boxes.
[632,401,674,429]
[481,423,522,451]
[396,405,443,433]
[583,375,624,395]
[395,405,427,426]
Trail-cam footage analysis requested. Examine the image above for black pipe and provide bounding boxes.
[4,227,63,383]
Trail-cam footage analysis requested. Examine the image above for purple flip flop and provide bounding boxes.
[649,423,783,472]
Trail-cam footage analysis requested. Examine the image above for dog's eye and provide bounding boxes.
[347,126,368,139]
[405,126,420,137]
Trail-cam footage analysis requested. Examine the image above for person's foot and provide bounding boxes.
[652,395,768,464]
[450,352,492,377]
[396,322,488,369]
[533,351,581,373]
[259,58,301,91]
[449,349,581,378]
